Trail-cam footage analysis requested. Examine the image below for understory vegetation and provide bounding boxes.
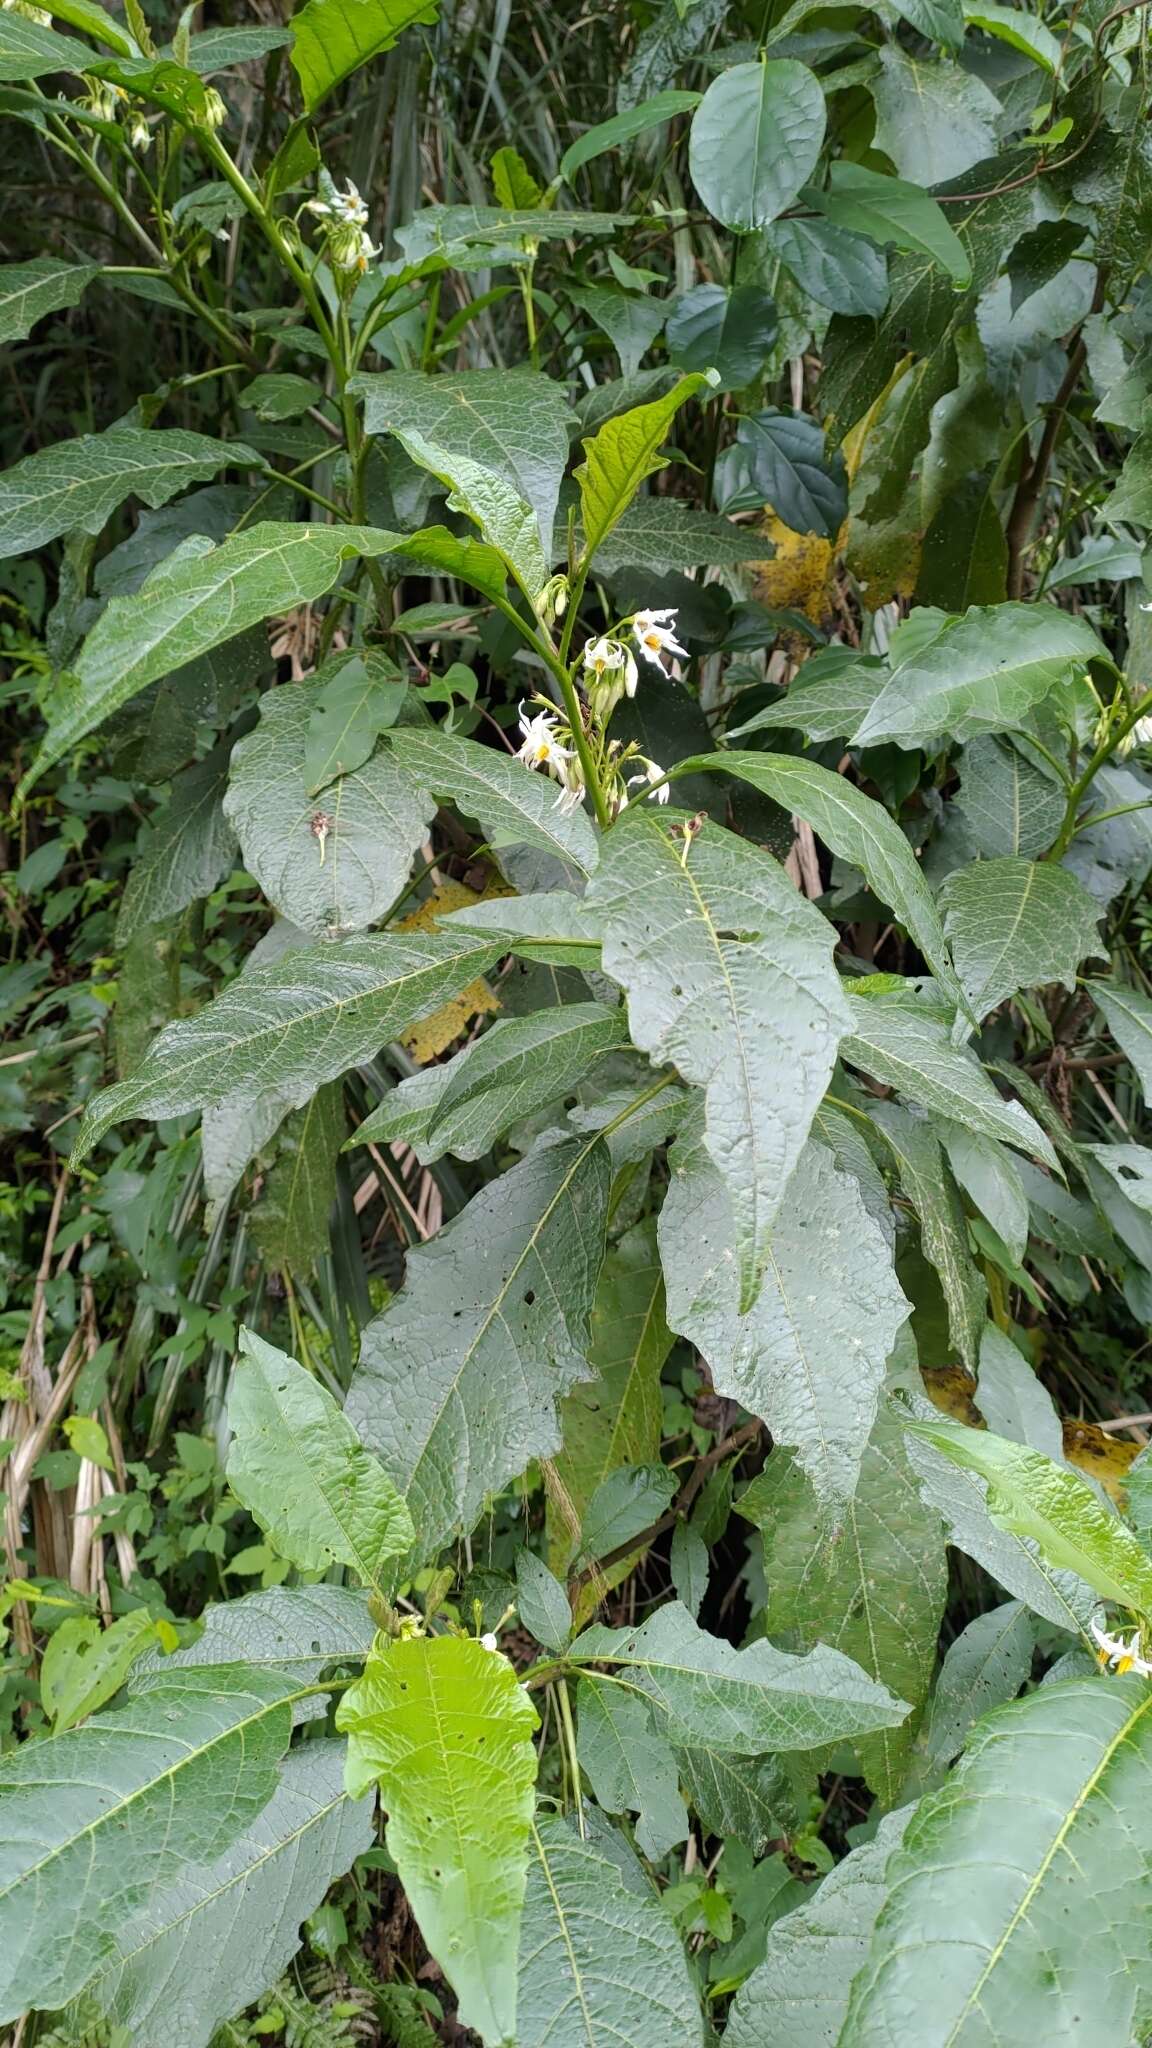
[6,0,1152,2041]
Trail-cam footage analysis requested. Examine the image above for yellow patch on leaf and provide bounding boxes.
[923,1366,1140,1503]
[393,874,512,1063]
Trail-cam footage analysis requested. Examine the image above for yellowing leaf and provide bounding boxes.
[394,877,511,1061]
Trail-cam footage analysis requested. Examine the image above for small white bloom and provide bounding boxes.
[516,704,574,773]
[307,178,369,228]
[127,111,152,151]
[626,756,670,805]
[632,607,687,671]
[1091,1616,1152,1677]
[1140,602,1152,613]
[1133,716,1152,745]
[480,1631,499,1652]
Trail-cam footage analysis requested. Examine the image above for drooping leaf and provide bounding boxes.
[588,808,851,1311]
[0,424,256,563]
[963,0,1062,68]
[664,283,779,392]
[551,1217,673,1568]
[1088,977,1152,1107]
[954,735,1065,859]
[688,59,826,232]
[660,1119,910,1502]
[743,1409,947,1805]
[574,372,714,567]
[115,741,238,943]
[337,1632,538,2047]
[904,1400,1098,1633]
[939,1123,1030,1265]
[976,1321,1063,1460]
[559,88,702,180]
[576,1682,689,1859]
[569,1600,910,1753]
[345,1137,610,1561]
[566,281,668,380]
[805,161,971,286]
[674,751,965,1013]
[249,1082,345,1273]
[392,424,548,596]
[770,215,889,317]
[227,1330,414,1591]
[223,679,433,936]
[720,408,848,539]
[725,1808,911,2048]
[40,1610,158,1732]
[381,724,600,875]
[841,1679,1152,2045]
[389,522,511,604]
[519,1814,702,2048]
[84,1742,372,2048]
[914,1599,1035,1781]
[514,1549,572,1654]
[577,1462,675,1564]
[906,1414,1152,1613]
[0,1664,301,2025]
[154,1583,375,1693]
[842,991,1055,1162]
[939,857,1103,1020]
[289,0,439,109]
[350,1004,626,1164]
[72,926,509,1161]
[20,522,403,795]
[869,46,999,187]
[0,257,100,344]
[672,1744,796,1856]
[868,1103,986,1371]
[301,647,407,794]
[851,603,1106,750]
[353,367,571,564]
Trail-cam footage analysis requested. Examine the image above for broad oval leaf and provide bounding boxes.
[689,59,826,232]
[519,1814,703,2048]
[852,602,1107,750]
[0,1664,301,2025]
[665,283,779,392]
[660,1120,910,1503]
[806,161,971,286]
[223,679,434,936]
[841,1678,1152,2045]
[227,1330,414,1590]
[588,808,851,1311]
[337,1632,538,2047]
[906,1414,1152,1614]
[345,1136,611,1562]
[940,857,1103,1020]
[72,926,509,1161]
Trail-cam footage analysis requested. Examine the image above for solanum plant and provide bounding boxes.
[7,0,1152,2043]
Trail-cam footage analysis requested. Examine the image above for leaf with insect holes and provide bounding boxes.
[588,808,851,1312]
[345,1136,611,1563]
[337,1632,538,2046]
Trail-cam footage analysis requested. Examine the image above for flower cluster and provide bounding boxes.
[515,706,585,816]
[306,178,379,277]
[1091,1616,1152,1677]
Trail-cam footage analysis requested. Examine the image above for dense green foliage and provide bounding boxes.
[5,0,1152,2041]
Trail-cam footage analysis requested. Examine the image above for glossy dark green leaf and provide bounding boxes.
[689,59,826,231]
[665,283,778,391]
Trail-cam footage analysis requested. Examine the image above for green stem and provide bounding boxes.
[1048,686,1152,860]
[196,127,341,372]
[555,1677,585,1834]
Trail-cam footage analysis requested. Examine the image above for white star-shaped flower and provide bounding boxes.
[632,607,687,671]
[626,755,670,805]
[516,704,574,773]
[1091,1616,1152,1677]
